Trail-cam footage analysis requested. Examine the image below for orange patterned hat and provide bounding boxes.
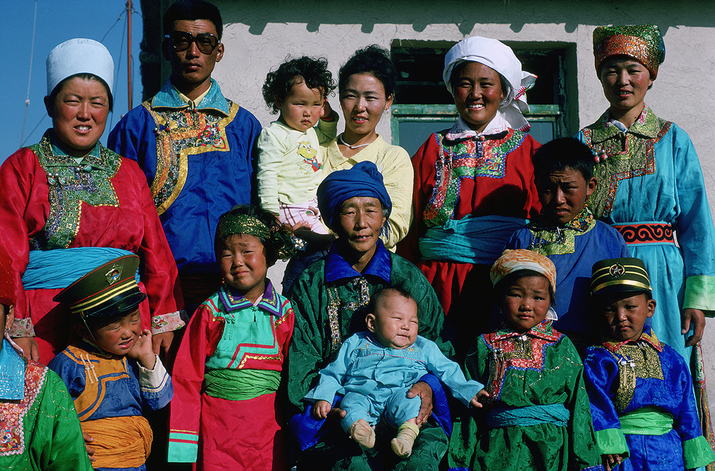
[490,249,557,289]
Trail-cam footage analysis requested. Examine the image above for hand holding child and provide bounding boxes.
[128,329,157,370]
[321,99,335,121]
[83,432,96,462]
[312,400,334,419]
[470,389,490,408]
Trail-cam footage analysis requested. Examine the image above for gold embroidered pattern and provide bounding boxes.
[582,109,670,218]
[144,101,240,215]
[607,342,664,412]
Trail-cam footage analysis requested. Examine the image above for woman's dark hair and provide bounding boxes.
[163,0,223,39]
[48,73,113,112]
[493,269,555,305]
[449,60,509,99]
[338,45,397,98]
[262,56,336,114]
[214,204,294,267]
[533,137,595,182]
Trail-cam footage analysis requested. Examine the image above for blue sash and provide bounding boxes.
[0,338,25,400]
[419,215,527,264]
[486,403,570,428]
[21,247,136,290]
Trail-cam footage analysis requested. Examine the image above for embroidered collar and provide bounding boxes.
[601,325,662,352]
[325,240,391,283]
[445,113,510,141]
[0,338,26,401]
[218,280,284,317]
[151,78,230,116]
[73,338,123,359]
[489,319,560,342]
[591,105,662,145]
[42,130,107,171]
[529,206,596,232]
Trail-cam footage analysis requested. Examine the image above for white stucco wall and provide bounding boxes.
[212,0,715,401]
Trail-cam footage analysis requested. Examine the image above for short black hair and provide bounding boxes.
[214,204,293,267]
[338,45,397,98]
[493,269,555,305]
[49,73,113,112]
[163,0,223,39]
[533,137,595,182]
[369,286,415,314]
[262,56,336,114]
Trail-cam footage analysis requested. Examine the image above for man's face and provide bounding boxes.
[166,19,224,95]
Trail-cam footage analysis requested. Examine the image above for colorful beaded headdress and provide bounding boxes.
[216,213,271,240]
[593,25,665,79]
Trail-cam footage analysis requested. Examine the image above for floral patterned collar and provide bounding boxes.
[601,325,662,353]
[150,78,230,116]
[43,130,106,171]
[529,206,595,233]
[490,319,561,342]
[590,105,662,145]
[445,112,510,141]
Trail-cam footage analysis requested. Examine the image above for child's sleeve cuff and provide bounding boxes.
[595,428,629,456]
[167,432,199,463]
[683,435,715,469]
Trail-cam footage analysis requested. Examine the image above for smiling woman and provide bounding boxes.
[0,38,184,365]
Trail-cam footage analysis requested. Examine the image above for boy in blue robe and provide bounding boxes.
[49,255,173,471]
[507,137,629,352]
[584,257,715,470]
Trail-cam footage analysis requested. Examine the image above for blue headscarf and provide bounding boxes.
[317,161,392,230]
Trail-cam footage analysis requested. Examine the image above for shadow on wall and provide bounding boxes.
[215,0,712,36]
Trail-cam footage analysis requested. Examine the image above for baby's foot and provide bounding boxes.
[348,419,375,448]
[391,422,420,458]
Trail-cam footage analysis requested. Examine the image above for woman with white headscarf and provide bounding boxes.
[0,38,184,364]
[399,36,541,357]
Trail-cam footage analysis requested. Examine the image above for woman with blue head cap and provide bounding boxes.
[0,38,184,364]
[287,161,455,470]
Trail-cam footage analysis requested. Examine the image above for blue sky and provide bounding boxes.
[0,0,143,161]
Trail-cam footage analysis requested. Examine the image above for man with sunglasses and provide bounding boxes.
[109,0,261,321]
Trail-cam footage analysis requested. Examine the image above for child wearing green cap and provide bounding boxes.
[48,254,173,471]
[168,204,295,471]
[584,257,715,471]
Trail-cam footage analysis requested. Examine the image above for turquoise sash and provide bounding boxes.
[0,338,25,400]
[22,247,136,290]
[486,403,570,428]
[419,215,527,264]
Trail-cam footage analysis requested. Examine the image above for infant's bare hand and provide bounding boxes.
[311,400,333,419]
[470,389,490,408]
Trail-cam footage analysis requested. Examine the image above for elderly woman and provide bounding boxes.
[0,246,92,470]
[287,162,453,470]
[0,38,183,364]
[399,36,541,356]
[577,24,715,439]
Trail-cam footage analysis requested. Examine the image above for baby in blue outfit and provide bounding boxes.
[304,287,486,458]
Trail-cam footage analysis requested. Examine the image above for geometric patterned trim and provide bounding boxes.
[0,361,46,455]
[144,101,240,215]
[424,129,526,227]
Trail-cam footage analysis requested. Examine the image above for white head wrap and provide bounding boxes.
[46,38,114,97]
[443,36,536,132]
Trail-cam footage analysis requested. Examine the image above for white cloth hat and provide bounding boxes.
[46,38,114,97]
[443,36,536,132]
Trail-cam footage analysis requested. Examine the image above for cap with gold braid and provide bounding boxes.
[591,257,652,296]
[54,255,146,318]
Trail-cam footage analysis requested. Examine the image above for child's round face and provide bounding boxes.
[91,309,142,356]
[366,294,418,349]
[598,292,655,342]
[500,275,551,333]
[216,234,268,301]
[277,78,324,132]
[536,167,596,226]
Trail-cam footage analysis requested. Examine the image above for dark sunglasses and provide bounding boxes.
[165,31,219,54]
